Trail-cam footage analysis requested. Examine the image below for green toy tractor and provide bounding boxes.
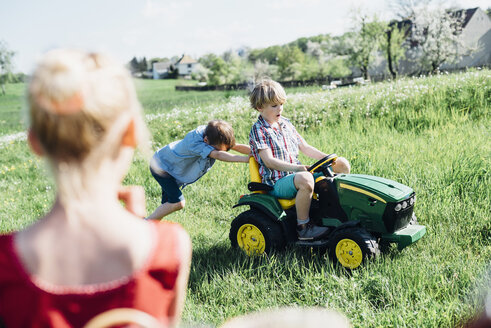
[229,154,426,269]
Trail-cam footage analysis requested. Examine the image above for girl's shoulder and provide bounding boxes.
[149,221,191,269]
[0,233,26,286]
[0,233,14,266]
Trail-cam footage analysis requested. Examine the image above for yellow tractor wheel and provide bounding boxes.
[329,227,379,269]
[230,210,284,256]
[236,223,266,256]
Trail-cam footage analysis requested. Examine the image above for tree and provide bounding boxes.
[191,63,210,82]
[409,6,468,73]
[277,45,305,80]
[298,57,320,80]
[288,37,310,52]
[389,0,432,19]
[330,33,357,56]
[0,40,15,96]
[252,60,279,81]
[128,57,140,74]
[385,22,408,79]
[167,64,179,79]
[306,41,324,60]
[325,57,352,78]
[348,15,387,80]
[127,57,149,75]
[248,45,283,65]
[140,57,148,72]
[199,54,228,85]
[222,50,243,83]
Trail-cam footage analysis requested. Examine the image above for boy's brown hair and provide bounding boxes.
[250,79,287,110]
[204,120,236,150]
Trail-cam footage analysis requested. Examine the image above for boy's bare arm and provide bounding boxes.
[298,138,328,160]
[231,143,251,155]
[209,150,249,163]
[258,148,308,172]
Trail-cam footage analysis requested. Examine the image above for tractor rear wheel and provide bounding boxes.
[328,227,379,269]
[230,210,284,256]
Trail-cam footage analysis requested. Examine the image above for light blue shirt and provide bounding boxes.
[153,125,216,187]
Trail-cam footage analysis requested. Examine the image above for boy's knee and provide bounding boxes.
[333,157,350,174]
[173,200,185,211]
[295,172,314,191]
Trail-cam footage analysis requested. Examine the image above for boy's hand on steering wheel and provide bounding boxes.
[118,186,146,218]
[297,165,310,172]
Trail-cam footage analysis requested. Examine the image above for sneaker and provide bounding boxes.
[297,222,330,241]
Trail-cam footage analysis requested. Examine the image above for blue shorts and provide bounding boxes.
[269,172,323,199]
[269,174,297,199]
[150,166,185,204]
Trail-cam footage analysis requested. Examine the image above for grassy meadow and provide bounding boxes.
[0,71,490,327]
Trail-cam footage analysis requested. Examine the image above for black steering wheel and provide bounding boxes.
[308,153,338,173]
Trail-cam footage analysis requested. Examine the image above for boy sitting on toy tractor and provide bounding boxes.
[229,80,426,270]
[248,79,350,241]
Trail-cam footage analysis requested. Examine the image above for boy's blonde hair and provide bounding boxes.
[249,79,287,110]
[204,120,236,150]
[28,49,148,162]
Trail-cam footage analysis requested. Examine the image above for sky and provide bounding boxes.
[1,0,489,74]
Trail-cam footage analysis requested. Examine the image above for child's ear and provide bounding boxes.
[121,119,137,148]
[203,136,209,144]
[28,128,44,156]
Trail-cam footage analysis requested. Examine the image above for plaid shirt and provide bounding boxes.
[249,115,303,186]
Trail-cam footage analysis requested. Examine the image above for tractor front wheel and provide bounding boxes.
[230,210,284,256]
[328,227,379,269]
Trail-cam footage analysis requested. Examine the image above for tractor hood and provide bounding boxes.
[335,174,413,203]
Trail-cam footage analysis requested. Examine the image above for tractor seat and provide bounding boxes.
[248,157,296,210]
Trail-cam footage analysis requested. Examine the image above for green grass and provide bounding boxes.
[134,79,248,115]
[133,78,322,116]
[0,71,490,327]
[0,83,27,135]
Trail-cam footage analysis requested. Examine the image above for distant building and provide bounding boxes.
[367,7,491,78]
[441,7,491,70]
[175,54,198,77]
[152,61,172,80]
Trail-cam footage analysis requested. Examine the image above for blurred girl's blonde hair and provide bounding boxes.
[28,49,148,162]
[28,49,149,203]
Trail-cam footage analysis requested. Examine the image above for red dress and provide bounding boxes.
[0,221,185,328]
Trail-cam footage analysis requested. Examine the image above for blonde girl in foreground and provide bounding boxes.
[0,49,191,327]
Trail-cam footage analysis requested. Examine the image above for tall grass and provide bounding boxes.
[0,70,490,327]
[0,83,27,135]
